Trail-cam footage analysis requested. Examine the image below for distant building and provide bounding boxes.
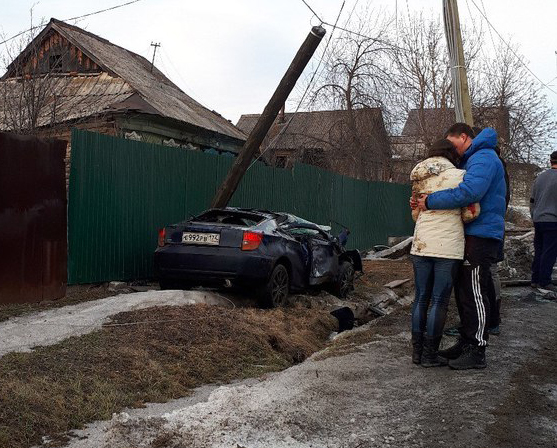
[391,107,510,183]
[237,108,391,181]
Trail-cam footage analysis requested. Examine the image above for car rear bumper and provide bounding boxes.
[154,245,275,285]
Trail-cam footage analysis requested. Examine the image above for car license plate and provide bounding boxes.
[182,232,220,245]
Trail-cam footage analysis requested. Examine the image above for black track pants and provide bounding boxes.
[455,236,501,347]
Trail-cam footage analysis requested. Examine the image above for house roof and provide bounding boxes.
[237,108,388,152]
[1,19,246,142]
[0,73,135,130]
[401,107,510,142]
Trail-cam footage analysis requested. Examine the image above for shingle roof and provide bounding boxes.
[237,108,388,152]
[1,19,246,141]
[0,73,134,130]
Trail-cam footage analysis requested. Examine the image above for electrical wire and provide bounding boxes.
[469,0,557,95]
[0,0,144,47]
[300,0,325,24]
[247,0,346,169]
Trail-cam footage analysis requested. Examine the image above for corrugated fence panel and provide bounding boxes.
[68,130,414,284]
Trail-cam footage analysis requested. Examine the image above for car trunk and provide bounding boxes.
[164,210,268,249]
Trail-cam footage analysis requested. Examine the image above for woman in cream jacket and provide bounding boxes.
[410,139,479,367]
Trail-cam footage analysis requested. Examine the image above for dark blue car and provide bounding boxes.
[154,208,362,307]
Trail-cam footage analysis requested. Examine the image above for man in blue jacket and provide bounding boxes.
[417,123,507,370]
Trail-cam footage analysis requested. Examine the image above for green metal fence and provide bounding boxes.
[68,129,414,284]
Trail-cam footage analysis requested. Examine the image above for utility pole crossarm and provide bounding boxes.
[211,26,326,209]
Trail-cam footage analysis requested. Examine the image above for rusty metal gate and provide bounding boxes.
[0,132,67,304]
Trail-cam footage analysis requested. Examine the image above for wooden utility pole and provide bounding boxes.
[150,42,161,73]
[443,0,473,126]
[211,25,326,208]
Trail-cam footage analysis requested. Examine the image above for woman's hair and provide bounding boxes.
[426,138,459,166]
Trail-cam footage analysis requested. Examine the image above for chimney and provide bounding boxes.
[279,104,286,124]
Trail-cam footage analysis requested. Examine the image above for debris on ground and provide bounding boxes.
[384,278,411,289]
[365,237,413,260]
[499,231,535,280]
[506,205,533,228]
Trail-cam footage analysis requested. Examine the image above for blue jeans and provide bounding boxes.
[412,255,460,337]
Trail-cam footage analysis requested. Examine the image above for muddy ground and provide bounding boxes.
[62,286,557,448]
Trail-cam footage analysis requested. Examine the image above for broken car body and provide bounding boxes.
[154,208,362,307]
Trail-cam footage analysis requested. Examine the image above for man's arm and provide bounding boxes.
[426,155,497,210]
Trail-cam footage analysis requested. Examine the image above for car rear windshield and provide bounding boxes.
[193,210,266,227]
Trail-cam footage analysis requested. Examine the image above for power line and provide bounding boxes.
[300,0,325,24]
[249,1,346,169]
[0,0,144,47]
[469,0,557,95]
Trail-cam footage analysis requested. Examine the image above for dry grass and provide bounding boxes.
[0,304,336,448]
[0,285,119,323]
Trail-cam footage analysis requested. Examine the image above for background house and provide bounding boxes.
[0,18,247,181]
[237,108,391,181]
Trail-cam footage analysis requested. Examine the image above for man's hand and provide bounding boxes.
[409,196,418,210]
[417,194,429,211]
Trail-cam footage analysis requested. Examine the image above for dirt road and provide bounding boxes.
[66,287,557,448]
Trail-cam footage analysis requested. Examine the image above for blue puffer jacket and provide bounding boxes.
[426,128,506,241]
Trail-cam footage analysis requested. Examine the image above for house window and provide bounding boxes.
[49,54,63,72]
[275,156,287,168]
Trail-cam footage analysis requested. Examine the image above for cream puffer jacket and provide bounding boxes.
[410,157,477,260]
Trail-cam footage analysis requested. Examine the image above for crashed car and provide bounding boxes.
[154,208,362,307]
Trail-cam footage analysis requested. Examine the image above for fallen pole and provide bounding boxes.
[211,25,326,208]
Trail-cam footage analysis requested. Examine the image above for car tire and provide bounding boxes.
[261,264,290,308]
[333,261,355,299]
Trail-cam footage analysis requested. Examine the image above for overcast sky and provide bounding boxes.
[1,0,556,134]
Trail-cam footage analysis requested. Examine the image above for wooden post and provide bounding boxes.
[211,25,326,208]
[443,0,474,126]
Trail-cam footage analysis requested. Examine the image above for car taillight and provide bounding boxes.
[242,231,263,251]
[158,228,166,247]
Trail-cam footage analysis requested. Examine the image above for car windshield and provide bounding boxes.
[193,210,265,227]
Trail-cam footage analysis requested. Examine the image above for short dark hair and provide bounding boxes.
[427,138,459,166]
[551,151,557,164]
[445,123,475,139]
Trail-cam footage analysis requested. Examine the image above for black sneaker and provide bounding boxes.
[438,338,467,361]
[443,326,460,337]
[488,325,500,336]
[448,345,487,370]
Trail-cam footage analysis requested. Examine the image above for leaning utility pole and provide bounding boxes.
[443,0,474,126]
[211,26,326,208]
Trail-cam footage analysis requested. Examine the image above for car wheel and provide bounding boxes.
[334,261,355,299]
[262,264,290,308]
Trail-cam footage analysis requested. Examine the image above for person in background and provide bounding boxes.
[530,151,557,292]
[409,139,479,368]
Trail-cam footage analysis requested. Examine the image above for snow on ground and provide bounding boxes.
[0,290,230,358]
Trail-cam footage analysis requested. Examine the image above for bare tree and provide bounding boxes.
[470,40,556,164]
[0,14,113,138]
[301,10,395,181]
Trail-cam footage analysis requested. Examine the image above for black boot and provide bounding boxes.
[448,345,487,370]
[421,336,446,367]
[411,332,424,365]
[438,337,467,361]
